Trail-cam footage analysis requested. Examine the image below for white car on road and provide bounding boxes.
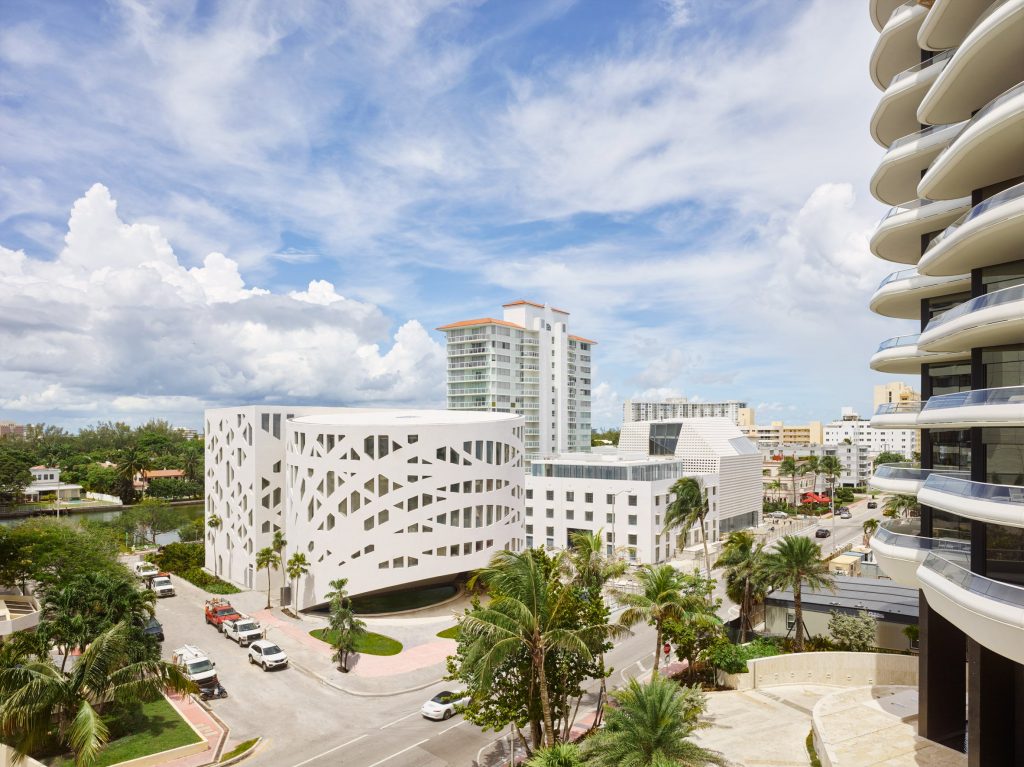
[248,639,288,671]
[421,690,470,721]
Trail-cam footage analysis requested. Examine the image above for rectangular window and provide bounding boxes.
[606,494,614,505]
[585,492,593,503]
[628,515,637,526]
[585,511,594,522]
[566,491,574,502]
[546,490,554,501]
[606,513,613,524]
[566,509,574,520]
[628,495,637,507]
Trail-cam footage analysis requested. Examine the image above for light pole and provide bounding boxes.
[609,488,634,563]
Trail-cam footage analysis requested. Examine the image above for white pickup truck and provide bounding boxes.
[149,574,175,598]
[223,617,263,646]
[134,561,160,579]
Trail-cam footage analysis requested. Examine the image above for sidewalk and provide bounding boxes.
[162,693,227,767]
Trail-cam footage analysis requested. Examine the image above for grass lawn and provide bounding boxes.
[309,629,403,655]
[220,738,259,762]
[50,697,200,767]
[436,625,459,640]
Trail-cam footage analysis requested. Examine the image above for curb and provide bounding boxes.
[288,657,444,698]
[194,695,231,763]
[214,737,263,767]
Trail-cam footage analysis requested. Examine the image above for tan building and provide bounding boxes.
[742,420,823,447]
[0,421,25,439]
[872,382,919,410]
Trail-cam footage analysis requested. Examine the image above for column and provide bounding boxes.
[967,639,1024,767]
[918,593,966,749]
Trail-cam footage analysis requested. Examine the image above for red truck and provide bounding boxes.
[204,598,241,632]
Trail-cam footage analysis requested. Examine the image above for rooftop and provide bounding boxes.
[436,317,525,331]
[765,575,918,622]
[291,409,523,427]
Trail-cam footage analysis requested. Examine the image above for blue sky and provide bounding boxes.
[0,0,917,430]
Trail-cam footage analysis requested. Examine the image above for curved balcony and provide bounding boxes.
[870,333,971,374]
[870,121,966,205]
[871,400,923,429]
[870,196,971,264]
[918,181,1024,276]
[917,552,1024,666]
[917,385,1024,429]
[871,0,909,32]
[919,82,1024,200]
[919,283,1024,353]
[869,267,971,319]
[917,0,997,50]
[869,462,970,495]
[870,1,929,90]
[919,474,1024,528]
[918,0,1024,124]
[871,51,954,147]
[870,521,971,587]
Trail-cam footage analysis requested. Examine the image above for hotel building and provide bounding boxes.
[438,301,594,458]
[865,0,1024,762]
[622,398,755,427]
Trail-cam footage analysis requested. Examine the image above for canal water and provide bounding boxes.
[0,502,204,545]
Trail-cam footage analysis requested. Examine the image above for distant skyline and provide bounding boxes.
[0,0,917,431]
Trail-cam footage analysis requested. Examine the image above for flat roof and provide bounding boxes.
[290,410,522,427]
[765,576,918,622]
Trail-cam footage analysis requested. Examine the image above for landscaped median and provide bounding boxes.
[308,628,402,655]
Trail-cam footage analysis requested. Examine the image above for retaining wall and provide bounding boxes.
[718,651,918,691]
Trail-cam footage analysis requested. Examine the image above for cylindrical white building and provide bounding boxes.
[285,409,525,608]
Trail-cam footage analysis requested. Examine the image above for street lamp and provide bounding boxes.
[609,488,635,563]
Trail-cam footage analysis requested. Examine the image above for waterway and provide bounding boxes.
[0,502,204,546]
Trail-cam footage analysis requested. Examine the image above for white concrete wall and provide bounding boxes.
[718,651,918,691]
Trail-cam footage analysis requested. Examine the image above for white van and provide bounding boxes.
[172,645,217,684]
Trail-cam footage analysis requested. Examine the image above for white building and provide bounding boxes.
[438,301,593,457]
[526,451,717,565]
[24,466,81,502]
[824,408,916,459]
[618,418,762,538]
[622,398,754,427]
[205,406,525,607]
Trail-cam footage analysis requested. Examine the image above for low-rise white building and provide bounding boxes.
[24,466,81,502]
[824,408,916,459]
[205,406,525,607]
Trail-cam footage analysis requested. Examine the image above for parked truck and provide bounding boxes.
[134,561,160,579]
[172,645,227,699]
[223,616,263,647]
[204,598,241,632]
[148,573,175,598]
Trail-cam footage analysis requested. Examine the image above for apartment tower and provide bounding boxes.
[865,0,1024,762]
[438,301,594,458]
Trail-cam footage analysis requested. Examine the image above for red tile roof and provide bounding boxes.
[436,317,525,331]
[502,300,571,315]
[143,469,186,479]
[569,335,597,345]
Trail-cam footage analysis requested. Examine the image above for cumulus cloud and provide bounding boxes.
[0,185,446,425]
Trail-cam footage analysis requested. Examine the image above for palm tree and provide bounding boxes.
[286,552,310,614]
[778,455,801,509]
[460,549,615,748]
[800,455,821,494]
[115,446,150,505]
[765,536,834,652]
[862,518,880,545]
[255,547,281,609]
[714,531,770,643]
[617,564,710,675]
[0,621,194,766]
[818,455,843,509]
[583,676,727,767]
[180,440,203,483]
[883,493,918,519]
[528,742,584,767]
[664,478,712,577]
[272,529,287,588]
[325,578,365,672]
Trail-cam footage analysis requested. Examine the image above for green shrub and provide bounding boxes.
[707,637,782,674]
[151,542,204,572]
[179,566,240,594]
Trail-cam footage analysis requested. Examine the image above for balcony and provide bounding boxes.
[870,121,966,205]
[917,385,1024,430]
[870,333,970,373]
[917,552,1024,665]
[918,0,1024,124]
[870,196,970,264]
[918,181,1024,276]
[918,283,1024,353]
[870,0,929,90]
[919,82,1024,200]
[918,0,997,50]
[870,400,923,429]
[869,462,970,494]
[919,474,1024,527]
[870,520,971,587]
[869,267,970,319]
[0,594,41,639]
[870,0,911,31]
[871,50,953,147]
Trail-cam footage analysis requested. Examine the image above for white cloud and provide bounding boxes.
[0,185,446,424]
[659,0,693,28]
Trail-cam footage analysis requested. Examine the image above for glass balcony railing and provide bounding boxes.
[922,552,1024,608]
[889,49,955,87]
[873,521,972,555]
[874,462,971,482]
[888,120,968,152]
[876,268,919,290]
[874,401,924,416]
[922,474,1024,506]
[928,83,1024,172]
[926,283,1024,330]
[922,385,1024,411]
[926,181,1024,255]
[876,333,920,352]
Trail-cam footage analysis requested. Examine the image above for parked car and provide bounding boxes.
[767,511,788,520]
[204,598,242,632]
[248,639,288,671]
[839,510,852,520]
[815,528,831,538]
[867,501,878,509]
[148,574,175,598]
[143,616,165,642]
[172,645,218,685]
[421,690,470,721]
[134,561,160,579]
[224,617,263,647]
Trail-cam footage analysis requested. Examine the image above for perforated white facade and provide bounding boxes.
[205,406,526,607]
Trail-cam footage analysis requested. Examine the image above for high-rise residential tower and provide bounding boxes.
[438,301,594,458]
[865,0,1024,762]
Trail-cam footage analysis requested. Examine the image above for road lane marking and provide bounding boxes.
[288,733,368,767]
[440,718,466,734]
[365,739,428,767]
[380,710,420,729]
